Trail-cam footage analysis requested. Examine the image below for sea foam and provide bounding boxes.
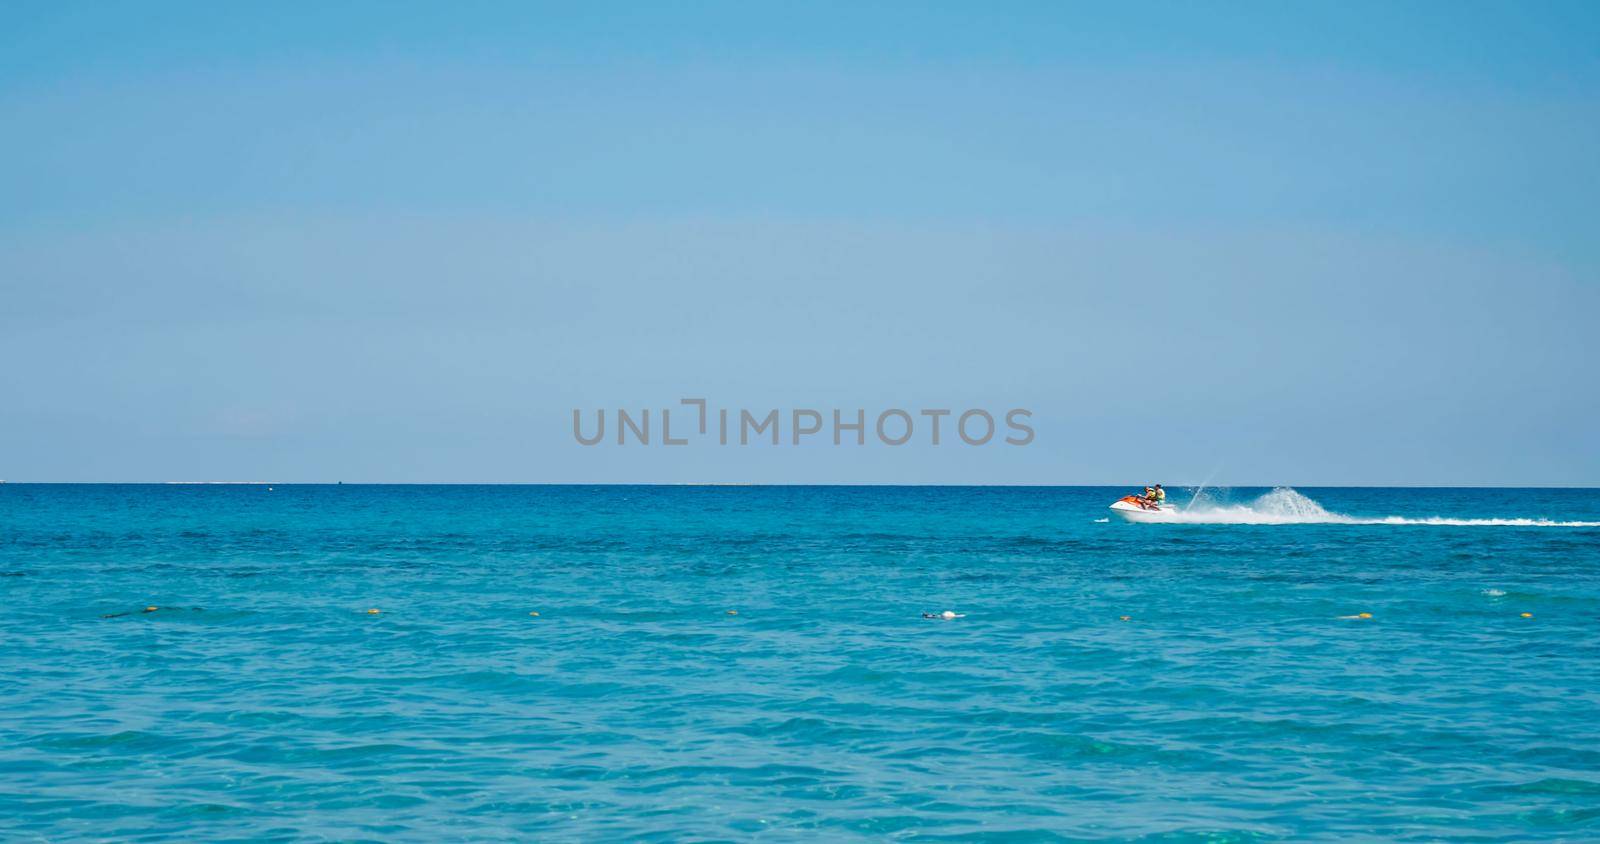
[1164,488,1600,527]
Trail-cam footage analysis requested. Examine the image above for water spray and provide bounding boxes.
[1188,464,1222,511]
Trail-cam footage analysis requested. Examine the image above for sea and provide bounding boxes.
[2,484,1598,841]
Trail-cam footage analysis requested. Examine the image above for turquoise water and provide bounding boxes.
[2,484,1598,841]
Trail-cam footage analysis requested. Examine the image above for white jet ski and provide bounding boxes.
[1109,495,1178,522]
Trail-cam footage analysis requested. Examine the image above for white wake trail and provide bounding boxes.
[1164,488,1600,527]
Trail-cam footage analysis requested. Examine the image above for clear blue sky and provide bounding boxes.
[2,1,1596,484]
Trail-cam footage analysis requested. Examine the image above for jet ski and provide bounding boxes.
[1109,495,1178,522]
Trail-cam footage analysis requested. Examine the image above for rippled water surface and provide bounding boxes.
[2,484,1598,841]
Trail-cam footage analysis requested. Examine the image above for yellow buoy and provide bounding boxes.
[143,606,159,613]
[366,608,381,615]
[726,610,738,615]
[1520,612,1533,618]
[529,611,540,617]
[1358,612,1372,619]
[1119,615,1131,622]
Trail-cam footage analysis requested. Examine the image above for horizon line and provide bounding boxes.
[1,481,1597,490]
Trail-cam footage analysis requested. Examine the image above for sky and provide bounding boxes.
[2,1,1597,485]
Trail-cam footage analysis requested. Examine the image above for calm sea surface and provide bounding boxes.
[2,485,1598,841]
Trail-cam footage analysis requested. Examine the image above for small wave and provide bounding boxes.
[1158,488,1600,527]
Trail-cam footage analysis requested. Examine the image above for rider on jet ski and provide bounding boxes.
[1141,484,1166,509]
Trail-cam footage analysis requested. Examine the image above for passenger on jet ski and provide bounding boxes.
[1133,485,1167,509]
